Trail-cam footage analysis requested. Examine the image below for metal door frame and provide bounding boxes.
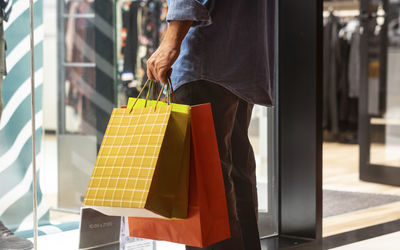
[359,0,400,186]
[261,0,323,248]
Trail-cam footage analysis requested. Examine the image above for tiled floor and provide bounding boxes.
[31,229,400,250]
[323,142,400,236]
[323,142,400,196]
[30,229,185,250]
[330,231,400,250]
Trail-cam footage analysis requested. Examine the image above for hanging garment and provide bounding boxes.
[120,0,167,100]
[324,15,360,138]
[348,22,361,98]
[123,1,140,75]
[338,22,359,134]
[323,14,341,136]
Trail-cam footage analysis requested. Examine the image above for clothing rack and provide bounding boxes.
[324,10,387,19]
[323,9,359,18]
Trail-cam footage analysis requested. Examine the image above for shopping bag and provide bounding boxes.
[128,103,231,248]
[83,82,190,219]
[127,97,191,219]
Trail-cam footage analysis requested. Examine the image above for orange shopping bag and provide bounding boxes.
[128,103,231,247]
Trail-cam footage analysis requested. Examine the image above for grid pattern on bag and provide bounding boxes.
[84,105,172,208]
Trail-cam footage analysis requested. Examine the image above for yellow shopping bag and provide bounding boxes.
[84,81,190,219]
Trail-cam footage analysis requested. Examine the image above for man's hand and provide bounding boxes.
[146,20,192,84]
[146,39,180,85]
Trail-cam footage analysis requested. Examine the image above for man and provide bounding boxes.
[146,0,273,249]
[0,0,34,249]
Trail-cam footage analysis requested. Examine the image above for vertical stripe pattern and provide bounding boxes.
[0,0,49,231]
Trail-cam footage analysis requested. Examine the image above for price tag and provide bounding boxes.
[124,239,154,250]
[79,208,121,249]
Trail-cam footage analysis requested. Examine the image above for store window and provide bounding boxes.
[366,1,400,170]
[323,0,400,239]
[0,0,47,235]
[0,0,278,248]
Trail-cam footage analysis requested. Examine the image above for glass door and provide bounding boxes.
[57,0,116,211]
[359,0,400,186]
[249,106,278,238]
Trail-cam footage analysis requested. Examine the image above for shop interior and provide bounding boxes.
[322,0,400,238]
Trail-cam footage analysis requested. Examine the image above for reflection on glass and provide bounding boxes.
[249,105,269,213]
[249,105,277,237]
[64,0,94,15]
[116,0,168,106]
[64,66,96,134]
[370,10,400,168]
[64,17,95,64]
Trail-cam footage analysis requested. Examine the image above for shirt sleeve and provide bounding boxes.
[166,0,212,27]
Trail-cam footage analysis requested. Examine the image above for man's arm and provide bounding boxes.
[146,20,192,85]
[146,0,211,84]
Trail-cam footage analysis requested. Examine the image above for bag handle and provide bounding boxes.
[154,84,166,111]
[130,78,151,109]
[167,77,177,103]
[128,79,170,113]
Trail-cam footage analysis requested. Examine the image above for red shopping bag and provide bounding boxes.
[128,103,230,247]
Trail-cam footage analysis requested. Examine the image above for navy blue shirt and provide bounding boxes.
[167,0,274,106]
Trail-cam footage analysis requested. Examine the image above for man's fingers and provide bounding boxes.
[146,59,157,81]
[160,76,168,85]
[158,67,169,85]
[146,49,176,84]
[147,67,156,81]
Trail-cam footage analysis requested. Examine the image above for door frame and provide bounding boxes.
[277,0,323,241]
[261,0,323,248]
[358,0,400,186]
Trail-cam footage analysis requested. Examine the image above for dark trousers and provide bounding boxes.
[175,80,261,250]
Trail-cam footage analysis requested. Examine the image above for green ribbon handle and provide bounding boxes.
[129,79,174,113]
